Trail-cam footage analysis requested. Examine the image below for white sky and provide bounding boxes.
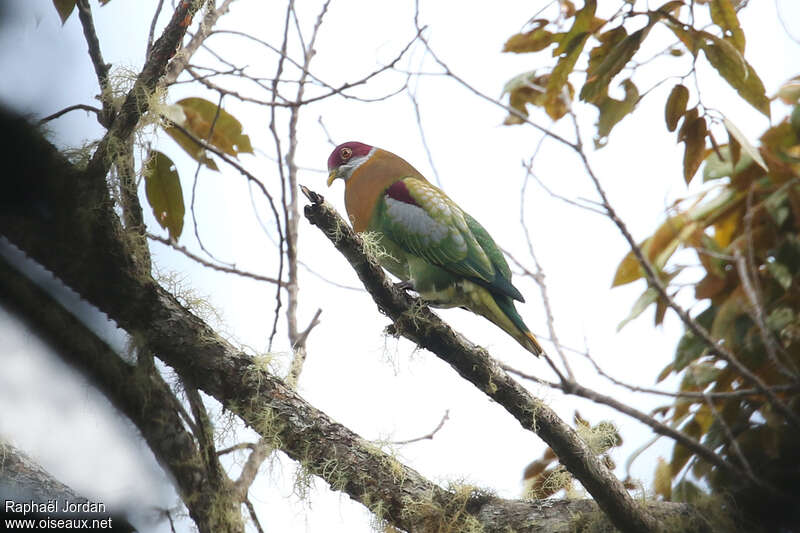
[1,1,799,531]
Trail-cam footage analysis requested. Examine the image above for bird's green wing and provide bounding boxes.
[463,212,524,302]
[376,177,523,301]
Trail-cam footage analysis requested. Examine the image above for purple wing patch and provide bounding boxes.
[385,181,418,206]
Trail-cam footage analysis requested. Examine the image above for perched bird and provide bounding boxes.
[326,141,543,356]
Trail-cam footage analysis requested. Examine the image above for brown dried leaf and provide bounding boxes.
[52,0,76,24]
[665,84,689,132]
[503,24,555,53]
[682,116,708,184]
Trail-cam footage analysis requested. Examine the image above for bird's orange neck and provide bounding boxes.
[344,148,426,232]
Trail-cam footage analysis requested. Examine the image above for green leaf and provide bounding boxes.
[665,84,689,132]
[766,306,794,331]
[700,33,770,117]
[702,145,753,181]
[594,79,639,147]
[585,26,628,86]
[685,362,721,388]
[674,306,715,371]
[765,187,791,227]
[618,286,659,331]
[709,0,745,53]
[52,0,77,24]
[144,151,185,241]
[656,362,674,383]
[670,442,691,477]
[777,76,800,105]
[710,287,748,344]
[766,260,793,290]
[545,0,596,119]
[672,480,703,504]
[581,25,652,103]
[722,116,767,171]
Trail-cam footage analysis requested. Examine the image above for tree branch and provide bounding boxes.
[0,256,243,533]
[300,186,659,533]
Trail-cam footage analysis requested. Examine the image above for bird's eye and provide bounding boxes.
[340,147,353,160]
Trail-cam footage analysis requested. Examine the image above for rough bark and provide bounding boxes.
[0,258,244,533]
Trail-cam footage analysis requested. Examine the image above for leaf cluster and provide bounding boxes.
[503,0,798,526]
[144,97,254,241]
[614,86,800,525]
[501,0,768,152]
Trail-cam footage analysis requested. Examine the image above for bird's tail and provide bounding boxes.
[470,287,543,356]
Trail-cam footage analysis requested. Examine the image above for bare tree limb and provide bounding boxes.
[38,104,102,124]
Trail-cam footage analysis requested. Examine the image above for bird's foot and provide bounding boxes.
[393,280,415,291]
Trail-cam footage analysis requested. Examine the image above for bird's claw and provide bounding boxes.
[393,280,415,291]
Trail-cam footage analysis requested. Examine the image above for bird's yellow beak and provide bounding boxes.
[327,169,337,187]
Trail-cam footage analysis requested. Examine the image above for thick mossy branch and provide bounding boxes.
[302,186,670,533]
[0,259,244,533]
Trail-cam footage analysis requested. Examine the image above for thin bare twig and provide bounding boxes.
[244,498,265,533]
[147,233,284,285]
[389,410,450,445]
[518,148,575,380]
[145,0,166,60]
[75,0,112,126]
[38,104,102,124]
[408,89,442,187]
[217,442,256,456]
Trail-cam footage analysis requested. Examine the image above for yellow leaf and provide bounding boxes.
[713,207,741,248]
[654,458,672,500]
[611,242,647,287]
[646,215,687,265]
